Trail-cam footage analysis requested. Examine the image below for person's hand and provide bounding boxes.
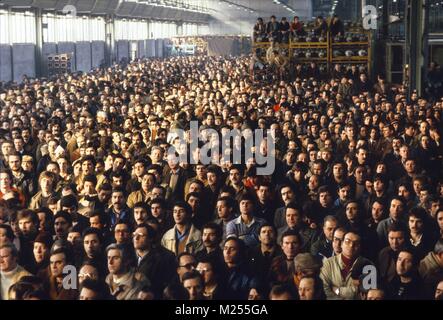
[333,287,340,296]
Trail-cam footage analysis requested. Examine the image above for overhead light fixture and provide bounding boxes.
[271,0,297,14]
[220,0,256,13]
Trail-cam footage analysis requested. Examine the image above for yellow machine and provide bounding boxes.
[252,27,372,76]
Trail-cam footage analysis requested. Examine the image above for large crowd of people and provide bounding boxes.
[0,49,442,300]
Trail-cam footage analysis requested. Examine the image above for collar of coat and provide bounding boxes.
[163,224,200,243]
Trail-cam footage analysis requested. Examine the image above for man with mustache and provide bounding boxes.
[195,222,224,272]
[53,211,72,241]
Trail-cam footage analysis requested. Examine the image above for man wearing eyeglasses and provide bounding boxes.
[320,231,373,300]
[176,252,197,283]
[331,227,346,258]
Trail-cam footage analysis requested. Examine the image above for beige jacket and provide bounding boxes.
[29,191,45,210]
[127,189,150,208]
[419,252,441,280]
[161,224,203,255]
[320,254,372,300]
[105,270,149,300]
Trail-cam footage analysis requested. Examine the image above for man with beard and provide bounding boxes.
[205,165,222,213]
[7,153,35,202]
[16,209,39,272]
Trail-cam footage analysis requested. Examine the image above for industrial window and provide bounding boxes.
[115,19,149,40]
[198,24,209,35]
[0,10,8,44]
[43,14,106,43]
[183,23,198,36]
[0,10,36,44]
[148,21,178,39]
[429,0,443,33]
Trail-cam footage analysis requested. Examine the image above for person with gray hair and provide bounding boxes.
[0,243,31,299]
[311,215,338,260]
[419,239,443,298]
[105,243,150,300]
[294,252,323,290]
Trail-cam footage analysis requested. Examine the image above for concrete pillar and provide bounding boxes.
[177,22,183,37]
[105,16,115,66]
[35,8,44,77]
[405,0,428,96]
[361,0,367,17]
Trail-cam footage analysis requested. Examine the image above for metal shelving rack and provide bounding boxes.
[290,37,329,66]
[252,29,372,76]
[330,30,372,75]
